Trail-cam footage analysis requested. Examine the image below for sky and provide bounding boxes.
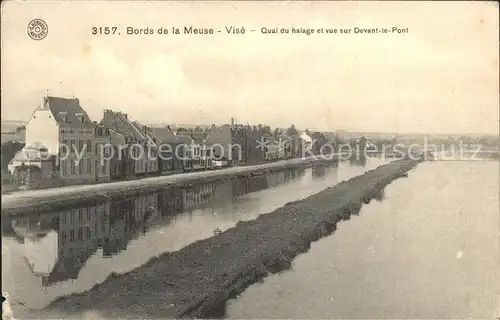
[1,1,499,135]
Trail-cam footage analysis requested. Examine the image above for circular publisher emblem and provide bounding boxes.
[27,19,48,40]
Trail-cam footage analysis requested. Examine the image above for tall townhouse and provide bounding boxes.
[176,131,212,170]
[191,131,212,169]
[100,110,158,177]
[24,96,98,184]
[146,126,185,174]
[93,125,112,183]
[206,124,244,166]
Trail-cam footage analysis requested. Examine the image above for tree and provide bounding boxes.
[286,124,298,137]
[273,128,282,138]
[1,141,25,171]
[15,125,26,133]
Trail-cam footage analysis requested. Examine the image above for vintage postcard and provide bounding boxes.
[1,1,499,319]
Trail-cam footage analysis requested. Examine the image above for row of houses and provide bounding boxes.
[7,96,319,189]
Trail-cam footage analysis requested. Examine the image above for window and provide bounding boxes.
[78,140,84,153]
[95,143,99,155]
[78,159,84,174]
[87,159,92,173]
[87,139,92,153]
[78,228,83,241]
[86,208,91,220]
[78,208,83,221]
[86,227,91,239]
[61,140,68,156]
[61,231,67,243]
[62,213,67,224]
[101,160,106,174]
[70,229,75,241]
[70,140,76,152]
[71,161,76,174]
[61,160,67,176]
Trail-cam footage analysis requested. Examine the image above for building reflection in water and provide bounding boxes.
[312,165,326,179]
[7,167,307,289]
[349,155,368,167]
[213,168,301,206]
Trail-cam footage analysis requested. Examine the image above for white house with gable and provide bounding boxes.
[23,96,100,184]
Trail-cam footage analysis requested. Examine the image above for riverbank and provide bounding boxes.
[34,159,420,319]
[1,154,345,216]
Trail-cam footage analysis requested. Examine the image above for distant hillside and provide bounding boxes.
[1,120,25,133]
[1,132,25,144]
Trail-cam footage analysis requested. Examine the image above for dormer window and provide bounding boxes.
[58,111,68,122]
[75,112,85,123]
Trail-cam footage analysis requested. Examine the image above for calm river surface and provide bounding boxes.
[2,158,499,319]
[1,158,380,313]
[228,160,500,319]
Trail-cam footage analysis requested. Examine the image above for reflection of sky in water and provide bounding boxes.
[24,231,58,275]
[228,161,500,319]
[1,159,386,313]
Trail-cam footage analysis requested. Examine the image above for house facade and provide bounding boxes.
[191,132,212,169]
[297,131,313,158]
[146,126,185,174]
[24,96,98,185]
[206,124,238,165]
[108,129,135,180]
[175,134,194,171]
[100,110,158,177]
[93,125,112,183]
[177,131,212,170]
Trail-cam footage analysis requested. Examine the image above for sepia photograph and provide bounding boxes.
[1,1,499,319]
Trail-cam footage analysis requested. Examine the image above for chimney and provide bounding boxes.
[42,97,49,109]
[231,118,235,126]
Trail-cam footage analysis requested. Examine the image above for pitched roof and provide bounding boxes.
[148,127,181,144]
[100,110,144,142]
[109,129,127,145]
[299,131,313,142]
[175,133,193,145]
[43,96,94,128]
[191,132,208,142]
[131,121,157,147]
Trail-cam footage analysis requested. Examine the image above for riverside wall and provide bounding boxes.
[1,154,345,216]
[34,159,420,319]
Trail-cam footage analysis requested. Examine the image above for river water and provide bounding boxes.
[2,158,499,319]
[227,160,500,319]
